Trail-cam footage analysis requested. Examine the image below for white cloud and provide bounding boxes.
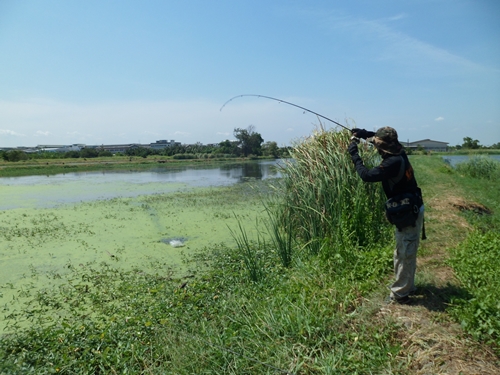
[434,116,444,121]
[35,130,50,136]
[0,129,25,136]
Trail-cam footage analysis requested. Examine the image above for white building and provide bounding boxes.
[405,139,449,152]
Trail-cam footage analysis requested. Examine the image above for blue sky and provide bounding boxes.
[1,0,499,148]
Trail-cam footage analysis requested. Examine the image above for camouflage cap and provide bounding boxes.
[370,127,403,155]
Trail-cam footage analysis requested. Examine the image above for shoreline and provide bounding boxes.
[0,156,276,178]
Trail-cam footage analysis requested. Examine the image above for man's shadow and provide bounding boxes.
[411,283,473,312]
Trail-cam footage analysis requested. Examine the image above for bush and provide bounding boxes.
[98,150,113,157]
[4,150,28,162]
[80,148,99,158]
[64,150,81,158]
[173,154,196,159]
[455,156,500,179]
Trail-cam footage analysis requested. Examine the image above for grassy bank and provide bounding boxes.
[1,132,499,374]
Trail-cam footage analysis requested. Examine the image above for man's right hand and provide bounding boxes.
[351,128,375,139]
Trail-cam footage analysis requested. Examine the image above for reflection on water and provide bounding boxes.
[0,160,284,209]
[0,160,283,187]
[219,161,280,180]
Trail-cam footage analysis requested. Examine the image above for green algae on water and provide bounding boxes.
[0,181,270,332]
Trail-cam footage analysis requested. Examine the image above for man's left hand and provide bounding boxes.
[348,142,358,156]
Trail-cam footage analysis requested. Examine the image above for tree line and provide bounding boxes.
[3,132,498,163]
[0,126,291,162]
[450,137,500,150]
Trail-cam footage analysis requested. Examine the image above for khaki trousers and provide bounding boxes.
[390,206,424,299]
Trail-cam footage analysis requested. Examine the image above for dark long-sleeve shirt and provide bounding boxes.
[351,150,420,199]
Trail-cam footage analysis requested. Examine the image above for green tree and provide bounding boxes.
[64,150,81,158]
[234,125,264,157]
[462,137,480,149]
[98,150,113,157]
[261,141,279,158]
[4,150,28,162]
[216,140,237,155]
[80,148,99,158]
[125,146,151,158]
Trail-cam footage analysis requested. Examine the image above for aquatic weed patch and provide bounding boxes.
[0,239,399,374]
[0,212,95,246]
[0,165,398,373]
[0,182,268,335]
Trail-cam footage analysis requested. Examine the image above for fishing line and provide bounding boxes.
[220,94,351,131]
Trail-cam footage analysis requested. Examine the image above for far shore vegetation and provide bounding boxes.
[1,128,499,373]
[0,126,291,177]
[1,132,499,178]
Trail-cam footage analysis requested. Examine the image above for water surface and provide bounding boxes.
[0,160,283,210]
[442,155,500,167]
[0,162,278,331]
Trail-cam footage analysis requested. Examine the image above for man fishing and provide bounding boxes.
[348,127,424,305]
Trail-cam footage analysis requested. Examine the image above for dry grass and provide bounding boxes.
[379,304,499,374]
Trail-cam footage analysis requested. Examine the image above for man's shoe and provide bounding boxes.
[385,295,412,305]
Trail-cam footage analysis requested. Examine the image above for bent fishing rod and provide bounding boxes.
[220,94,351,132]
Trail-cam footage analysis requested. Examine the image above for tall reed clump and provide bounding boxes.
[455,155,500,180]
[276,127,388,256]
[228,218,265,282]
[264,198,295,268]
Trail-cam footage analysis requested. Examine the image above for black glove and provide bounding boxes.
[351,128,375,140]
[348,141,358,157]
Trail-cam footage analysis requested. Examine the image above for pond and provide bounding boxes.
[442,154,500,167]
[0,160,284,210]
[0,160,284,331]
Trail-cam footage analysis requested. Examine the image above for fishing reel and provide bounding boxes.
[350,136,360,144]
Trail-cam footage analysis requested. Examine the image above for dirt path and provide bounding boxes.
[378,193,500,374]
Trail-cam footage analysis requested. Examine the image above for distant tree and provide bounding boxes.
[234,125,264,157]
[98,150,113,157]
[462,137,480,149]
[490,142,500,149]
[161,144,186,157]
[64,150,81,158]
[216,140,237,155]
[125,146,151,158]
[279,146,292,158]
[4,150,28,162]
[261,141,279,158]
[80,148,99,158]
